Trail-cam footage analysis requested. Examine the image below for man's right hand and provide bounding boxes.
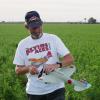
[28,66,38,75]
[15,65,38,75]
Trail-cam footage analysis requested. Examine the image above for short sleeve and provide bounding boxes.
[54,35,70,57]
[13,43,25,65]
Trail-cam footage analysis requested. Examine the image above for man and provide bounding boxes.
[13,11,74,100]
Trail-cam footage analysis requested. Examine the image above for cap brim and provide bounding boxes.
[28,21,42,29]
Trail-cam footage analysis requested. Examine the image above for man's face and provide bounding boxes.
[28,25,42,39]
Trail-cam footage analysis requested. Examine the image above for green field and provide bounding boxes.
[0,23,100,100]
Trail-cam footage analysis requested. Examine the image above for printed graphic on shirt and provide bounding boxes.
[29,51,52,67]
[26,43,51,56]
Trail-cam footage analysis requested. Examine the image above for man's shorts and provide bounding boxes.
[27,88,65,100]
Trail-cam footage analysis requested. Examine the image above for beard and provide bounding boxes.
[31,32,43,39]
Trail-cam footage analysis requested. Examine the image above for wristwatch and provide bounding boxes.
[56,62,62,68]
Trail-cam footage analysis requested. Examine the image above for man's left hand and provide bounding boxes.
[44,64,60,74]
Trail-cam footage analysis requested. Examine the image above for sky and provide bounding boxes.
[0,0,100,22]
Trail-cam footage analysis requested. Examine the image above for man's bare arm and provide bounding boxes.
[44,53,74,73]
[61,53,74,67]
